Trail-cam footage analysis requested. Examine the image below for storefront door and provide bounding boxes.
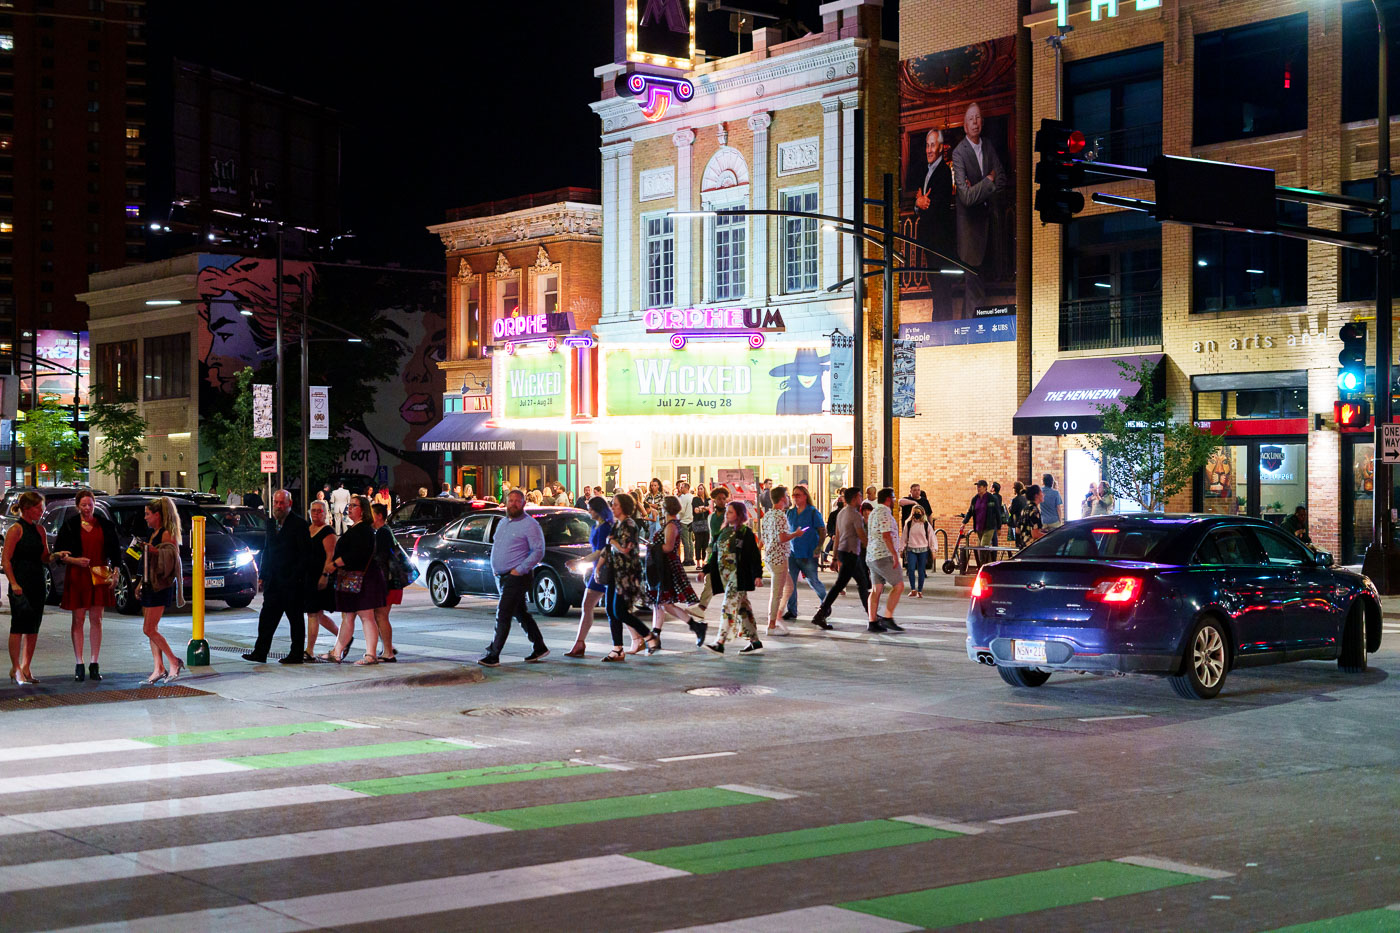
[1343,438,1375,564]
[1199,438,1307,524]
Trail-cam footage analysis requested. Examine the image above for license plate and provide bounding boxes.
[1013,639,1047,663]
[204,576,223,589]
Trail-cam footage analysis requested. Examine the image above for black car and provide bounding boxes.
[413,506,595,616]
[1,486,108,532]
[126,486,222,505]
[965,514,1383,699]
[94,495,259,613]
[202,505,270,559]
[388,497,495,552]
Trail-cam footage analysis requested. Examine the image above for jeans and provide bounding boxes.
[679,525,695,565]
[905,548,928,592]
[785,555,829,616]
[487,574,546,658]
[605,582,650,646]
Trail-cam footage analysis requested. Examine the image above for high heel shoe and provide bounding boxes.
[75,663,86,682]
[88,662,101,682]
[163,662,184,683]
[141,672,165,685]
[564,643,586,658]
[601,647,626,663]
[646,632,662,655]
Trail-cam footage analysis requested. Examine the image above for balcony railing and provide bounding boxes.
[1084,122,1162,168]
[1059,292,1162,351]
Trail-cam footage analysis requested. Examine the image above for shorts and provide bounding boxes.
[867,556,901,586]
[139,584,174,609]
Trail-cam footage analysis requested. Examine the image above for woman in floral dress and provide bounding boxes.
[699,500,764,655]
[602,492,656,663]
[643,478,666,539]
[649,496,704,651]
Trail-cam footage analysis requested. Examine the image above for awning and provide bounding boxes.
[1013,354,1163,436]
[417,413,556,455]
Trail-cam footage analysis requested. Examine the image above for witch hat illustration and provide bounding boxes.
[769,348,830,415]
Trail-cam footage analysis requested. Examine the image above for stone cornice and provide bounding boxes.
[427,202,603,251]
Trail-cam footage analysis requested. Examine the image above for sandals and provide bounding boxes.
[564,644,586,658]
[318,649,345,663]
[626,640,646,655]
[353,655,379,666]
[602,648,626,663]
[377,651,398,663]
[645,633,661,655]
[141,673,165,685]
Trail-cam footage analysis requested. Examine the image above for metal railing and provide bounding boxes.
[1059,292,1162,351]
[1085,122,1162,168]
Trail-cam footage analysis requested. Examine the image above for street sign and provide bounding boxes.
[1382,424,1400,463]
[260,450,278,473]
[809,433,833,464]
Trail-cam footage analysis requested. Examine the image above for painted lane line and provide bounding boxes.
[0,739,155,763]
[657,905,920,932]
[658,751,738,763]
[1077,714,1151,722]
[335,760,611,796]
[0,721,378,763]
[469,787,771,831]
[570,758,634,771]
[52,905,315,933]
[1114,856,1236,880]
[987,809,1077,825]
[714,784,798,801]
[891,814,986,835]
[0,785,364,838]
[225,738,478,769]
[0,815,510,894]
[257,855,688,928]
[0,759,252,796]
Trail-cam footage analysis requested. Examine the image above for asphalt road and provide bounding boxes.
[0,570,1397,932]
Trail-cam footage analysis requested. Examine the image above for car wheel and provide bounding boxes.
[1338,601,1368,674]
[114,567,141,616]
[533,570,567,616]
[997,666,1051,688]
[225,597,253,610]
[428,563,460,608]
[43,565,55,605]
[1170,616,1229,699]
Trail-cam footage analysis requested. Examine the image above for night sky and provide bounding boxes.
[146,1,894,268]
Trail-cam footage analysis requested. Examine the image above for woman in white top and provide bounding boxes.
[902,506,933,597]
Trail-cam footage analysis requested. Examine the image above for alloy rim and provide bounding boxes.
[537,575,557,611]
[431,569,449,603]
[1193,625,1225,688]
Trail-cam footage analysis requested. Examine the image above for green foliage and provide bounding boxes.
[87,387,148,481]
[203,367,271,495]
[20,404,81,482]
[1083,359,1220,513]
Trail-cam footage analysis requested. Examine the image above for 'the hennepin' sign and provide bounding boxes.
[1051,0,1161,28]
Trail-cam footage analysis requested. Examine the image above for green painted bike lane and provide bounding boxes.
[1262,908,1400,932]
[134,720,363,747]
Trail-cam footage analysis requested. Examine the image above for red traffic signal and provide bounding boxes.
[1335,399,1371,427]
[1034,118,1087,225]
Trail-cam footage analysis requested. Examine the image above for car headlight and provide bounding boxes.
[234,551,255,568]
[567,559,590,576]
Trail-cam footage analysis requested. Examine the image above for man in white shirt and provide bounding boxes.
[225,489,242,507]
[328,482,351,535]
[676,480,695,566]
[865,487,905,633]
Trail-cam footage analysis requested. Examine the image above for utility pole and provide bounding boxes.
[300,274,310,509]
[274,223,285,494]
[1365,0,1395,589]
[881,172,895,488]
[852,109,865,489]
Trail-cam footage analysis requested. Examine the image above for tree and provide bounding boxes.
[1083,359,1220,512]
[19,404,81,483]
[88,387,148,486]
[203,367,272,495]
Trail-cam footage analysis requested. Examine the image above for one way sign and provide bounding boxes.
[1382,424,1400,464]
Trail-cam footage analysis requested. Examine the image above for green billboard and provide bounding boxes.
[603,346,830,417]
[499,351,569,419]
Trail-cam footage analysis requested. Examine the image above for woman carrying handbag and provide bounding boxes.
[321,496,386,665]
[54,489,121,681]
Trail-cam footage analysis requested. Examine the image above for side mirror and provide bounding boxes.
[1311,550,1334,568]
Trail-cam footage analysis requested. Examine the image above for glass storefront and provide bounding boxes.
[1343,437,1375,564]
[1199,438,1307,524]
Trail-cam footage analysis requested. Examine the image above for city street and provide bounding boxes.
[1,573,1397,932]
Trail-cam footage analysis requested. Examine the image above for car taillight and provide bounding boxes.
[1087,576,1142,605]
[970,570,989,600]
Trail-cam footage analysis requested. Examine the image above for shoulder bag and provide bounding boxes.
[335,532,376,594]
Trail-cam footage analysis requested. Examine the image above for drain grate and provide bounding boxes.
[460,706,562,718]
[0,684,212,712]
[685,684,776,697]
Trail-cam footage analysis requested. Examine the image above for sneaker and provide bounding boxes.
[881,618,905,632]
[704,641,725,654]
[866,622,889,633]
[739,640,764,654]
[767,619,790,636]
[525,646,550,663]
[476,654,501,668]
[781,611,798,621]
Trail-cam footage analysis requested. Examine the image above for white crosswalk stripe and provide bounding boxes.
[0,759,252,796]
[658,906,921,933]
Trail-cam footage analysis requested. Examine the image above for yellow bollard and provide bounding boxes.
[187,515,210,666]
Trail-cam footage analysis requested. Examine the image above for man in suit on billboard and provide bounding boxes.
[914,128,955,319]
[952,102,1007,317]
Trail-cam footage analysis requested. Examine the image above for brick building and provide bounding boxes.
[423,189,603,499]
[902,0,1392,562]
[587,0,897,503]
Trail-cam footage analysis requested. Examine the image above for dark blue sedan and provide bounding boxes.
[965,515,1383,699]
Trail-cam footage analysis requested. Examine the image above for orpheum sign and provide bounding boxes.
[643,306,786,350]
[492,311,574,342]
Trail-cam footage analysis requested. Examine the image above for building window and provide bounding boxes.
[1342,0,1400,122]
[460,277,481,359]
[710,207,747,302]
[1060,211,1162,351]
[537,273,558,314]
[1193,202,1307,312]
[1194,386,1307,421]
[0,35,13,52]
[1340,176,1400,302]
[1066,44,1162,166]
[493,275,520,343]
[781,187,819,294]
[142,332,189,400]
[125,126,139,139]
[1194,14,1308,145]
[95,339,136,402]
[643,213,674,308]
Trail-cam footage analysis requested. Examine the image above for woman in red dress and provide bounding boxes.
[54,489,120,682]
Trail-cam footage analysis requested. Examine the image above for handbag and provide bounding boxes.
[335,535,375,594]
[387,538,419,589]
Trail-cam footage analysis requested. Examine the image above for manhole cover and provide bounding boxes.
[685,685,776,697]
[0,685,212,712]
[460,707,562,718]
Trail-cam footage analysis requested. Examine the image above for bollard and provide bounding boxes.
[187,515,210,666]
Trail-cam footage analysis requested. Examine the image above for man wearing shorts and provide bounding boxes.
[865,488,905,633]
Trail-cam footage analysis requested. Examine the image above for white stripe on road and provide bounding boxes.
[0,815,509,894]
[0,739,155,763]
[657,906,921,933]
[1077,714,1151,723]
[0,784,363,838]
[657,751,737,762]
[891,814,986,835]
[52,905,315,933]
[1114,856,1235,880]
[987,809,1077,825]
[0,759,252,796]
[714,784,798,801]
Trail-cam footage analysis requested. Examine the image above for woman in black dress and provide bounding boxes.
[5,492,49,685]
[303,500,341,661]
[138,497,184,684]
[321,496,387,665]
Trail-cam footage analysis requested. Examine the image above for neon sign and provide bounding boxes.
[616,72,694,122]
[1050,0,1161,28]
[642,306,786,350]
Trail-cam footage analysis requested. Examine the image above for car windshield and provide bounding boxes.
[539,513,594,546]
[1017,523,1175,562]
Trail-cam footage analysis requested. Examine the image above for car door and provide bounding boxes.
[450,514,498,595]
[1193,524,1284,661]
[1249,526,1337,654]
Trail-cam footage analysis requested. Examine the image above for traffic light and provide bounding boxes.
[1336,399,1371,427]
[1034,118,1087,225]
[1338,322,1367,393]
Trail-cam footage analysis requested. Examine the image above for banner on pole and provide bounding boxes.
[309,386,329,440]
[253,384,273,438]
[893,339,916,418]
[830,331,854,415]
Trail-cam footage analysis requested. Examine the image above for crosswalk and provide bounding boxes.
[0,719,1378,932]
